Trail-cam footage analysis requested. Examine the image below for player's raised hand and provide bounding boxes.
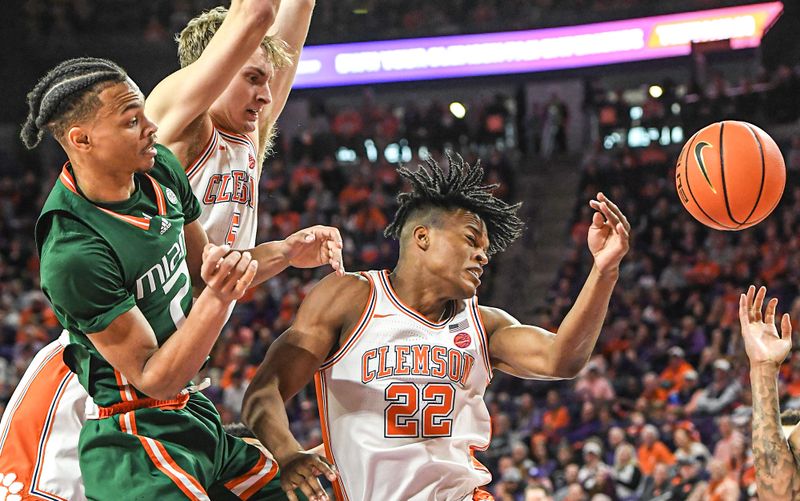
[279,451,337,501]
[200,243,258,301]
[283,225,345,276]
[739,285,793,370]
[587,192,630,275]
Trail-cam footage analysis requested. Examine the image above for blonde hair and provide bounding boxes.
[176,7,293,69]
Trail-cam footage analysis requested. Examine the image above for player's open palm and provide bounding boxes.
[284,225,345,276]
[587,192,631,274]
[739,285,793,369]
[279,451,337,501]
[200,243,258,302]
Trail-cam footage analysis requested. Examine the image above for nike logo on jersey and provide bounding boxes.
[373,313,396,318]
[361,344,475,386]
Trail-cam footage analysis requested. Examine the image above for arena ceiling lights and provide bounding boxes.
[293,2,783,88]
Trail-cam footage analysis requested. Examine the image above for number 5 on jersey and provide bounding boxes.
[225,211,241,247]
[385,382,455,438]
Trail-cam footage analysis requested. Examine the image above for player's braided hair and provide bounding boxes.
[20,57,128,149]
[385,153,524,256]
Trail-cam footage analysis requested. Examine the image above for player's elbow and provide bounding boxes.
[138,379,185,401]
[240,0,278,29]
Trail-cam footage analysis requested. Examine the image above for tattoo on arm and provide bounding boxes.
[751,368,800,498]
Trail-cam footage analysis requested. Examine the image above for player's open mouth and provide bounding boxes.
[467,268,482,281]
[246,108,259,119]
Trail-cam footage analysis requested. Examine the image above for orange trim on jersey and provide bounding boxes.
[135,434,209,500]
[319,272,376,370]
[473,488,495,500]
[216,126,257,153]
[314,372,348,501]
[148,175,167,215]
[469,298,493,381]
[378,270,456,329]
[0,343,63,452]
[223,452,278,499]
[31,372,75,501]
[186,129,219,178]
[0,344,71,501]
[59,165,156,230]
[114,369,135,402]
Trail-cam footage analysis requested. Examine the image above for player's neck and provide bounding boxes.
[70,161,137,203]
[388,265,452,323]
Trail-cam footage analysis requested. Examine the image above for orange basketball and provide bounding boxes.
[675,120,786,231]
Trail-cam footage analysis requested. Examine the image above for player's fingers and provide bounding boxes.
[782,313,793,341]
[765,297,778,326]
[295,476,324,501]
[232,260,258,296]
[201,245,229,277]
[753,286,767,321]
[206,244,230,266]
[598,193,630,232]
[590,210,605,229]
[739,294,750,328]
[316,225,343,247]
[615,223,630,249]
[313,456,338,481]
[222,252,253,293]
[597,202,621,228]
[283,486,299,501]
[746,285,756,320]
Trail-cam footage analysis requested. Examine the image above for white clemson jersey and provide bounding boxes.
[316,270,494,501]
[186,127,260,249]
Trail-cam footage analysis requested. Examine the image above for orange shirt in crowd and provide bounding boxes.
[660,360,695,392]
[638,441,676,476]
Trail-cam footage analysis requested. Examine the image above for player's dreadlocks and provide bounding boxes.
[385,153,524,256]
[20,57,128,149]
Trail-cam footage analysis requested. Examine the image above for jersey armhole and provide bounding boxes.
[469,298,493,381]
[319,272,376,370]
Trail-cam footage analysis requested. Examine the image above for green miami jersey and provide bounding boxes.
[36,144,202,407]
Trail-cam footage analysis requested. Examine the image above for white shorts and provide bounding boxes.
[0,332,87,501]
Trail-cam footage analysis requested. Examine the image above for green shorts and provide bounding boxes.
[78,393,287,500]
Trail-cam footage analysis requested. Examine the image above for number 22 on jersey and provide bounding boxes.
[385,382,455,438]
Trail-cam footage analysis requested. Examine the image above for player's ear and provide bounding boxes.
[412,225,431,251]
[66,126,91,152]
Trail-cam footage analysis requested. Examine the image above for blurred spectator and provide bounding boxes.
[637,424,675,476]
[611,442,642,500]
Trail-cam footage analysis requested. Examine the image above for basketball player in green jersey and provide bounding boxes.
[21,57,341,500]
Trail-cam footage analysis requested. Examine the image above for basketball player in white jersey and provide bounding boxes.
[0,3,327,496]
[242,155,631,501]
[146,0,315,249]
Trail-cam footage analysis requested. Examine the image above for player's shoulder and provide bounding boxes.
[153,144,186,180]
[312,271,371,299]
[39,215,114,276]
[477,304,520,335]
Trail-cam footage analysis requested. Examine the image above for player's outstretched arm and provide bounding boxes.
[247,224,345,286]
[242,273,369,501]
[741,285,800,499]
[486,193,629,379]
[184,221,343,291]
[145,0,279,142]
[258,0,315,160]
[89,244,257,400]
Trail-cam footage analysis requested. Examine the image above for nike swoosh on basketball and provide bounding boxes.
[693,141,717,194]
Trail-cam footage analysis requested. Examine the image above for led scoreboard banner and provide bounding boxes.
[293,2,783,88]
